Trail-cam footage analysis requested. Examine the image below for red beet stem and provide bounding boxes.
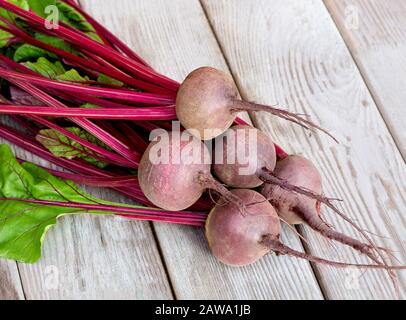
[0,68,174,105]
[0,0,179,92]
[0,22,172,95]
[0,105,177,120]
[0,197,207,226]
[7,79,140,165]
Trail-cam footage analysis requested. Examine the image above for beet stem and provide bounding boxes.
[6,79,140,165]
[0,67,174,105]
[0,0,179,91]
[0,105,177,120]
[59,0,152,68]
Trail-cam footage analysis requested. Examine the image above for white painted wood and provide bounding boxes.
[81,0,323,299]
[19,213,172,300]
[202,0,406,299]
[325,0,406,160]
[0,260,24,300]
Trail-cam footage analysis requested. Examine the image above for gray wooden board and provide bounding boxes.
[325,0,406,160]
[81,0,323,300]
[2,0,405,300]
[201,0,406,299]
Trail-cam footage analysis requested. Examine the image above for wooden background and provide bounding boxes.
[0,0,405,300]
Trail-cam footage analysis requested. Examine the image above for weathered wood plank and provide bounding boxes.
[18,213,173,300]
[0,261,24,300]
[0,11,173,300]
[0,136,172,300]
[324,0,406,160]
[201,0,406,299]
[81,0,323,299]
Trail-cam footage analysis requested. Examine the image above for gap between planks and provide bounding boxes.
[323,0,406,165]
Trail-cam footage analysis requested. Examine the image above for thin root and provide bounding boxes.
[259,167,392,257]
[259,167,400,297]
[262,235,406,271]
[231,100,339,143]
[278,216,311,246]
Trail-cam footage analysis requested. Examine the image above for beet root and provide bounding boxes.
[205,189,280,266]
[206,189,405,270]
[176,67,238,141]
[213,125,277,188]
[138,130,244,211]
[261,155,322,224]
[176,67,336,141]
[260,155,385,262]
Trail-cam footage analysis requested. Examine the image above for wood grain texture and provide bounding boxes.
[0,138,172,300]
[201,0,406,299]
[18,214,173,300]
[81,0,323,300]
[0,134,172,300]
[324,0,406,160]
[0,260,24,300]
[0,133,28,300]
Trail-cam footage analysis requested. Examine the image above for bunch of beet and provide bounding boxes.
[138,121,405,294]
[0,0,404,296]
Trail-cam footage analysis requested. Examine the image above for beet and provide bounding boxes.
[176,67,336,141]
[213,125,276,188]
[138,130,243,211]
[206,189,280,266]
[205,189,401,273]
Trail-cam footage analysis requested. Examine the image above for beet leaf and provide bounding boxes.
[0,144,206,263]
[36,126,111,168]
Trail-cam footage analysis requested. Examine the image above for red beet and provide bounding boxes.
[206,189,405,274]
[260,155,388,262]
[138,130,243,211]
[213,125,276,188]
[176,67,336,141]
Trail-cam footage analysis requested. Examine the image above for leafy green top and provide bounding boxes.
[0,144,141,263]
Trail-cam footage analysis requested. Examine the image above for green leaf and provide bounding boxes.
[24,57,66,79]
[27,0,55,17]
[0,0,29,22]
[97,74,124,87]
[0,29,13,48]
[81,103,101,109]
[55,2,102,42]
[36,127,110,168]
[35,33,76,54]
[13,44,57,62]
[55,69,89,82]
[0,144,154,263]
[0,144,93,263]
[0,0,29,48]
